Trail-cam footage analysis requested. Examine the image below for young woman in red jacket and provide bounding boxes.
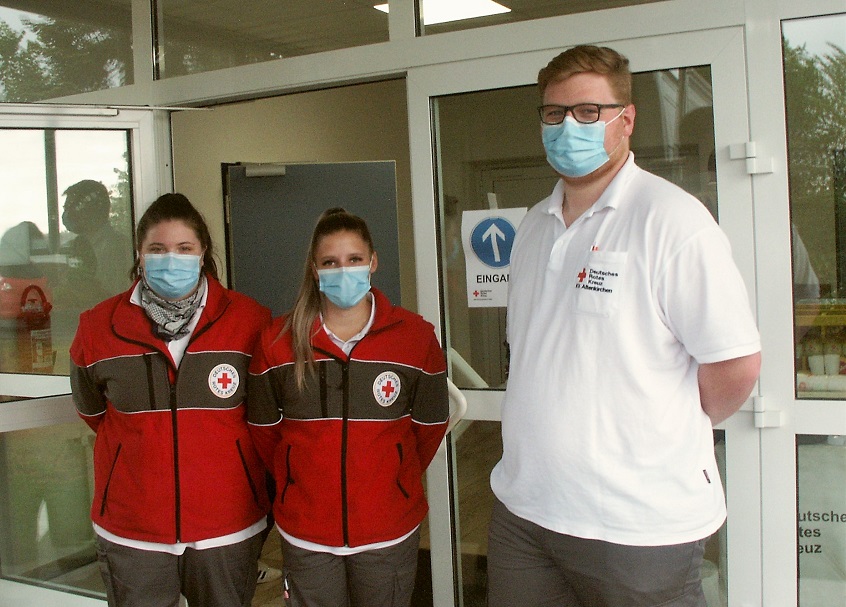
[248,208,449,607]
[70,193,271,607]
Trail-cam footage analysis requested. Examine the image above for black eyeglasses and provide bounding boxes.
[538,103,625,125]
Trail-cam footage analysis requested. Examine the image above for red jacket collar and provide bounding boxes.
[309,288,400,356]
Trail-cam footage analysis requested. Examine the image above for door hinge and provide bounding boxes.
[729,142,774,175]
[752,395,782,428]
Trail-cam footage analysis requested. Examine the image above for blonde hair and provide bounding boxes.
[283,208,374,388]
[537,45,632,105]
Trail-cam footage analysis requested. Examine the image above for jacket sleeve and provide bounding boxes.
[247,329,284,472]
[69,311,107,433]
[411,330,450,470]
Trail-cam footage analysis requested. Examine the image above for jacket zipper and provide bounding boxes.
[236,439,261,505]
[340,361,350,546]
[395,443,410,498]
[170,382,181,542]
[99,444,123,516]
[279,444,294,503]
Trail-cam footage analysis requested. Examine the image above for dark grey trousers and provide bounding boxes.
[487,498,708,607]
[95,532,264,607]
[281,528,420,607]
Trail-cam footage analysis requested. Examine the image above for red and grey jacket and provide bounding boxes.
[248,288,449,548]
[69,276,272,544]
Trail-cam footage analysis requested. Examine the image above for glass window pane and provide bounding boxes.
[0,129,134,376]
[155,0,389,79]
[797,435,846,607]
[435,66,715,390]
[454,420,502,605]
[422,0,669,36]
[783,13,846,399]
[0,421,102,598]
[0,4,133,102]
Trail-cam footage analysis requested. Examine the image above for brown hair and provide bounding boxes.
[285,207,374,388]
[131,193,219,280]
[537,45,632,105]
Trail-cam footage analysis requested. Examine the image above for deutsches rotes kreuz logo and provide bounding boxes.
[373,371,401,407]
[209,364,239,399]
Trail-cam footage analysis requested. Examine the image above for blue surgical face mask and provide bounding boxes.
[143,253,202,300]
[317,263,372,309]
[542,108,625,178]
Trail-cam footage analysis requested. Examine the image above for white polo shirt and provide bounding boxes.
[490,153,760,546]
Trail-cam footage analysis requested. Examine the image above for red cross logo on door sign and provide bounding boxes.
[209,364,239,398]
[373,371,401,407]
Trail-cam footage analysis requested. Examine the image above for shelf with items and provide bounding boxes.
[795,302,846,328]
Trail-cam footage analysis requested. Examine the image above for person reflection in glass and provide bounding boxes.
[0,221,93,575]
[62,179,133,296]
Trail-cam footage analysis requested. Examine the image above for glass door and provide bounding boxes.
[0,106,170,605]
[409,27,762,607]
[782,12,846,607]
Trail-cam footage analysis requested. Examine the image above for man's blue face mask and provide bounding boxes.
[541,108,625,178]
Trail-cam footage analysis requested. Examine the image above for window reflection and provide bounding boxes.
[783,13,846,398]
[155,0,389,78]
[796,435,846,607]
[0,4,132,102]
[0,422,100,597]
[0,129,134,377]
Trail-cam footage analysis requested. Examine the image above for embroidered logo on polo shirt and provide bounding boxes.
[373,371,401,407]
[209,364,239,398]
[575,266,619,292]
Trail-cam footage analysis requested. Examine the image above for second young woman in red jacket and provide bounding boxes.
[248,208,449,607]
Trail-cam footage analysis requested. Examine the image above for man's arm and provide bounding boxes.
[698,352,762,425]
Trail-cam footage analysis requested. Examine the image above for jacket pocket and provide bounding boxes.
[235,439,262,506]
[395,443,410,499]
[279,444,294,504]
[99,444,123,516]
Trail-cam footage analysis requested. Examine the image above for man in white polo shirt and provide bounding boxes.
[487,45,762,607]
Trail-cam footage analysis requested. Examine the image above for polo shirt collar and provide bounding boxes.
[545,152,637,223]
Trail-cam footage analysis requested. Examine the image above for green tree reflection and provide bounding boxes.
[784,39,846,292]
[0,17,130,102]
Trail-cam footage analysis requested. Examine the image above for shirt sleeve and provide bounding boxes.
[657,225,761,364]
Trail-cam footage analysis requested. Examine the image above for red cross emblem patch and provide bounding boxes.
[208,363,239,399]
[373,371,401,407]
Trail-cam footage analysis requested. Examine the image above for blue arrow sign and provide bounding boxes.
[470,217,517,268]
